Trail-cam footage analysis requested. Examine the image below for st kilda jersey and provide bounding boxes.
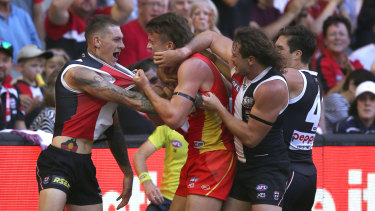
[232,66,289,164]
[54,52,135,140]
[283,70,321,175]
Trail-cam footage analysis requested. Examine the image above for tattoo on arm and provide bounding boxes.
[74,68,155,113]
[107,125,133,176]
[60,138,78,152]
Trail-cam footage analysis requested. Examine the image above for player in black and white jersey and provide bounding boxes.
[275,25,321,211]
[153,28,290,211]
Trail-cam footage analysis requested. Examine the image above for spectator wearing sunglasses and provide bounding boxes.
[0,0,41,63]
[0,41,26,130]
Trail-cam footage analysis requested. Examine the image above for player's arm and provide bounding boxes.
[111,0,134,24]
[47,0,73,25]
[133,140,164,204]
[134,59,204,129]
[106,112,133,209]
[65,67,155,113]
[154,30,234,72]
[203,80,288,148]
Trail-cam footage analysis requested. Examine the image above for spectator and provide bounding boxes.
[44,48,70,79]
[249,0,306,39]
[0,0,41,62]
[45,0,134,59]
[324,69,375,133]
[171,0,194,20]
[30,69,59,133]
[213,0,252,39]
[12,0,45,42]
[133,125,188,211]
[335,81,375,134]
[0,41,26,130]
[313,15,363,94]
[13,44,53,128]
[349,3,375,75]
[353,0,375,50]
[118,0,168,67]
[189,0,219,35]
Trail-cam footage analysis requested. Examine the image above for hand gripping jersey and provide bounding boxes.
[231,67,288,164]
[283,70,321,175]
[187,53,234,155]
[54,52,134,140]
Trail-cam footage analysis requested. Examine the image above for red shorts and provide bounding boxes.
[175,150,236,200]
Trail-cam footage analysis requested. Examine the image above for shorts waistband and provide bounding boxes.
[47,144,92,159]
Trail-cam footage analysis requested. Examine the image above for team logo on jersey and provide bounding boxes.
[201,184,210,191]
[273,191,280,200]
[171,140,182,148]
[43,176,50,184]
[256,184,268,191]
[243,96,254,109]
[232,78,240,92]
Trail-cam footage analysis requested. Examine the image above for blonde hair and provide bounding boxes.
[189,0,219,33]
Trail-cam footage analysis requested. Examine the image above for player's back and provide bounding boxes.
[283,69,321,174]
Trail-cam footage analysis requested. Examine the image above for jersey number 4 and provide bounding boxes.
[306,91,321,132]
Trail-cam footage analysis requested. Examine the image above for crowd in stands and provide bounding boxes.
[0,0,375,137]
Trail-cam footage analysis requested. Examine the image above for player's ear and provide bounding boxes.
[247,56,255,65]
[167,41,175,50]
[93,35,101,48]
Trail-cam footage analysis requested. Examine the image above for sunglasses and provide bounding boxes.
[0,41,12,50]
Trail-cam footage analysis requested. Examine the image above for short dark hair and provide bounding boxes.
[323,15,352,38]
[85,15,120,42]
[234,27,284,72]
[128,58,157,73]
[146,12,194,48]
[343,69,375,91]
[276,25,316,64]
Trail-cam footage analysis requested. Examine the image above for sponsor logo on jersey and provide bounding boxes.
[290,130,315,150]
[193,140,205,148]
[273,191,279,200]
[243,96,254,109]
[257,193,266,199]
[232,78,240,92]
[256,184,268,191]
[201,184,211,191]
[171,140,182,148]
[51,176,71,189]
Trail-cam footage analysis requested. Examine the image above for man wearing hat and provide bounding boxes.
[0,40,26,130]
[13,44,53,127]
[335,81,375,134]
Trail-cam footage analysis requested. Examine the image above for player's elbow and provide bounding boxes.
[164,117,184,130]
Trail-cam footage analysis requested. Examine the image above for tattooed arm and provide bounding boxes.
[106,112,133,209]
[64,66,156,113]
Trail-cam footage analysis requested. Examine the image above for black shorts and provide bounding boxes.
[229,159,289,206]
[282,170,317,211]
[36,145,102,205]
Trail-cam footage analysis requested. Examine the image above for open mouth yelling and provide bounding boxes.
[113,52,120,59]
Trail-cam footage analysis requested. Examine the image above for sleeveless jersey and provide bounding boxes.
[187,53,234,155]
[232,67,289,164]
[283,70,321,175]
[54,52,134,140]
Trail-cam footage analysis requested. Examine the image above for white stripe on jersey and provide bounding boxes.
[289,70,307,104]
